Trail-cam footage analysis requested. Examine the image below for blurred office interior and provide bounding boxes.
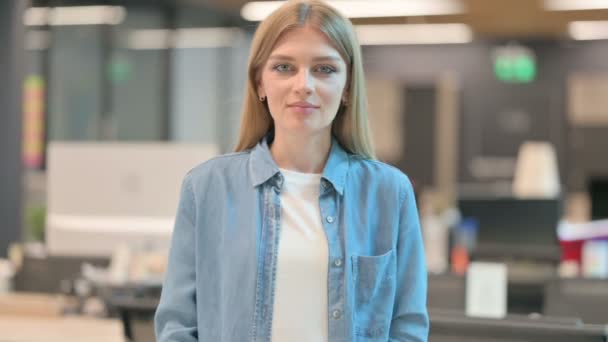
[2,0,608,341]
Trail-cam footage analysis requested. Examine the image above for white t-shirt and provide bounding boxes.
[271,168,329,342]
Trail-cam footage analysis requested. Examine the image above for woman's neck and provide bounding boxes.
[270,131,331,174]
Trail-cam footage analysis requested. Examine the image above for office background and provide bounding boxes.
[2,0,608,341]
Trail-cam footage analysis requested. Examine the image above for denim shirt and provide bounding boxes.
[154,135,429,342]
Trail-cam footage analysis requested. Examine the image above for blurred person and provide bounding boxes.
[154,0,428,341]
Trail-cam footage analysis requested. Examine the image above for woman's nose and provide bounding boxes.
[294,69,313,96]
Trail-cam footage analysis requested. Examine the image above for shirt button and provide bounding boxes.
[332,309,342,319]
[333,258,342,267]
[326,216,334,223]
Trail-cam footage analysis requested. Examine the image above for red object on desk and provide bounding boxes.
[557,220,608,267]
[451,246,469,276]
[559,239,584,265]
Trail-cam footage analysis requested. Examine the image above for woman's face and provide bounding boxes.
[258,26,348,140]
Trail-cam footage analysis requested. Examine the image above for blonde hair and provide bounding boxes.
[234,0,375,159]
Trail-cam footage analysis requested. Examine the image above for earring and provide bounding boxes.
[259,96,266,102]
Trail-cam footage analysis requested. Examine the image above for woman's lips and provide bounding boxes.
[288,102,319,114]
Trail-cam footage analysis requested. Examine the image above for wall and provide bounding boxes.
[362,40,608,192]
[0,0,27,257]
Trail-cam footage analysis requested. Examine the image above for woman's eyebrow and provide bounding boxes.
[313,56,342,62]
[268,54,342,62]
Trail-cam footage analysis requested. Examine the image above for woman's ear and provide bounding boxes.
[257,79,266,99]
[342,78,350,102]
[342,89,349,104]
[257,82,267,102]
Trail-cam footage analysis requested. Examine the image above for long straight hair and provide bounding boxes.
[234,0,375,159]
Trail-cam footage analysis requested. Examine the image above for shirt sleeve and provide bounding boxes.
[388,176,430,341]
[154,174,198,342]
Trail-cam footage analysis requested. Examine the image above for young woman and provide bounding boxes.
[154,1,429,341]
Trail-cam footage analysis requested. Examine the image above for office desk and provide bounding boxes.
[13,254,110,293]
[428,262,558,315]
[0,292,124,341]
[0,292,67,317]
[99,284,160,342]
[430,309,608,342]
[0,316,124,342]
[544,277,608,325]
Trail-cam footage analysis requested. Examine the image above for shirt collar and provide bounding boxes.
[248,133,350,195]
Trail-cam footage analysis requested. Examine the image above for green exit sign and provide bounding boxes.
[493,45,536,83]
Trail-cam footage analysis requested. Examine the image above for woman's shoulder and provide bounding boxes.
[348,156,414,198]
[185,150,252,183]
[348,156,410,181]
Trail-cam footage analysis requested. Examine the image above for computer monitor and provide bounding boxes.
[458,197,562,261]
[544,277,608,325]
[589,177,608,220]
[46,142,219,257]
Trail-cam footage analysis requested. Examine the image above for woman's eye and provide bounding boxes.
[273,64,292,72]
[315,65,336,74]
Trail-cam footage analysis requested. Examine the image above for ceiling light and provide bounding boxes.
[173,28,245,49]
[24,6,126,26]
[544,0,608,11]
[356,23,472,45]
[126,29,172,50]
[126,28,244,50]
[23,7,50,26]
[241,0,465,21]
[569,21,608,40]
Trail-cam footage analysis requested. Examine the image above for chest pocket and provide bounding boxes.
[351,248,396,341]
